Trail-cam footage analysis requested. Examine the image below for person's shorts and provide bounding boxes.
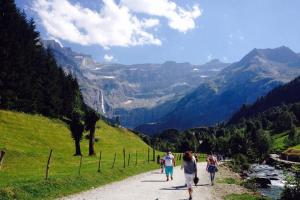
[165,166,173,176]
[208,165,216,173]
[185,173,195,189]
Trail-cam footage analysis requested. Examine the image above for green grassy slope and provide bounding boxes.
[271,128,300,152]
[0,110,161,199]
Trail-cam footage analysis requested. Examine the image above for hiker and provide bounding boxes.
[160,158,165,173]
[157,155,160,164]
[158,155,165,173]
[163,151,175,181]
[194,153,199,162]
[206,153,218,185]
[181,151,197,200]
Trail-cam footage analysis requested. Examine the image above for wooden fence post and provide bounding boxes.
[45,149,53,180]
[152,148,155,162]
[123,148,126,168]
[148,147,150,163]
[111,152,116,169]
[0,150,6,170]
[97,151,102,173]
[135,151,138,166]
[78,155,83,175]
[128,153,131,166]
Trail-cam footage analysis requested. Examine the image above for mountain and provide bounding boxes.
[229,76,300,123]
[135,46,300,134]
[43,40,230,128]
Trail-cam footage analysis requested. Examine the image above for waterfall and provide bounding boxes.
[100,90,106,114]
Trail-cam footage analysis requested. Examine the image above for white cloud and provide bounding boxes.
[207,54,213,61]
[33,0,161,47]
[104,54,114,62]
[32,0,201,47]
[121,0,201,33]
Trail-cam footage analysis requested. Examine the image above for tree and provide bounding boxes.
[70,113,84,156]
[281,170,300,200]
[85,110,100,156]
[0,0,85,119]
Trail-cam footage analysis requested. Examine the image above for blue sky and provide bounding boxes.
[16,0,300,64]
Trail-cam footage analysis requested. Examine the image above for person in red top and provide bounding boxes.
[206,153,218,185]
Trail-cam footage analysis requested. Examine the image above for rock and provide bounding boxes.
[254,178,271,188]
[240,170,248,178]
[270,177,279,180]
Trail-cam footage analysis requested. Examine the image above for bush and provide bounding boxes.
[281,169,300,200]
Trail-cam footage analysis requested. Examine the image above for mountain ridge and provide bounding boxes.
[135,46,300,135]
[43,39,230,128]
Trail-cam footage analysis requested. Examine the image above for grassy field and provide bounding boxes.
[290,144,300,150]
[0,110,168,199]
[272,131,288,152]
[271,127,300,152]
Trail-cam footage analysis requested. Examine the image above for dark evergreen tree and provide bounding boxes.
[70,113,84,156]
[0,0,85,119]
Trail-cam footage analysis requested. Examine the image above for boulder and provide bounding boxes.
[254,177,271,188]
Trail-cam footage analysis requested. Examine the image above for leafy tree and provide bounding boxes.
[85,109,100,156]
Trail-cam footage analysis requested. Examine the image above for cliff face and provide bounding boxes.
[43,40,229,128]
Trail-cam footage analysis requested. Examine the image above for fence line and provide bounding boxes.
[45,149,53,180]
[128,153,131,166]
[3,147,166,180]
[0,150,6,170]
[111,152,117,169]
[78,155,83,175]
[97,150,102,173]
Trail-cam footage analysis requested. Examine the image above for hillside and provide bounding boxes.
[230,76,300,123]
[136,46,300,135]
[0,1,85,119]
[0,110,159,199]
[148,76,300,160]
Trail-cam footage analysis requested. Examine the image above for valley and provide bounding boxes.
[45,41,300,135]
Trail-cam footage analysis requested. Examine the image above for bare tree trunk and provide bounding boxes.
[74,139,82,156]
[89,127,96,156]
[0,150,5,170]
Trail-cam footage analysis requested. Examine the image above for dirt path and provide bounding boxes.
[60,162,214,200]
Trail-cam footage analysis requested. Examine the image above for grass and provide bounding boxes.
[271,128,300,152]
[224,193,269,200]
[290,144,300,150]
[217,177,240,185]
[0,110,166,199]
[272,131,288,152]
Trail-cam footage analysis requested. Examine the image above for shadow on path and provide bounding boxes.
[160,185,187,191]
[141,180,166,183]
[195,183,210,187]
[151,172,163,174]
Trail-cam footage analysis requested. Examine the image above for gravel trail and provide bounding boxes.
[60,162,213,200]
